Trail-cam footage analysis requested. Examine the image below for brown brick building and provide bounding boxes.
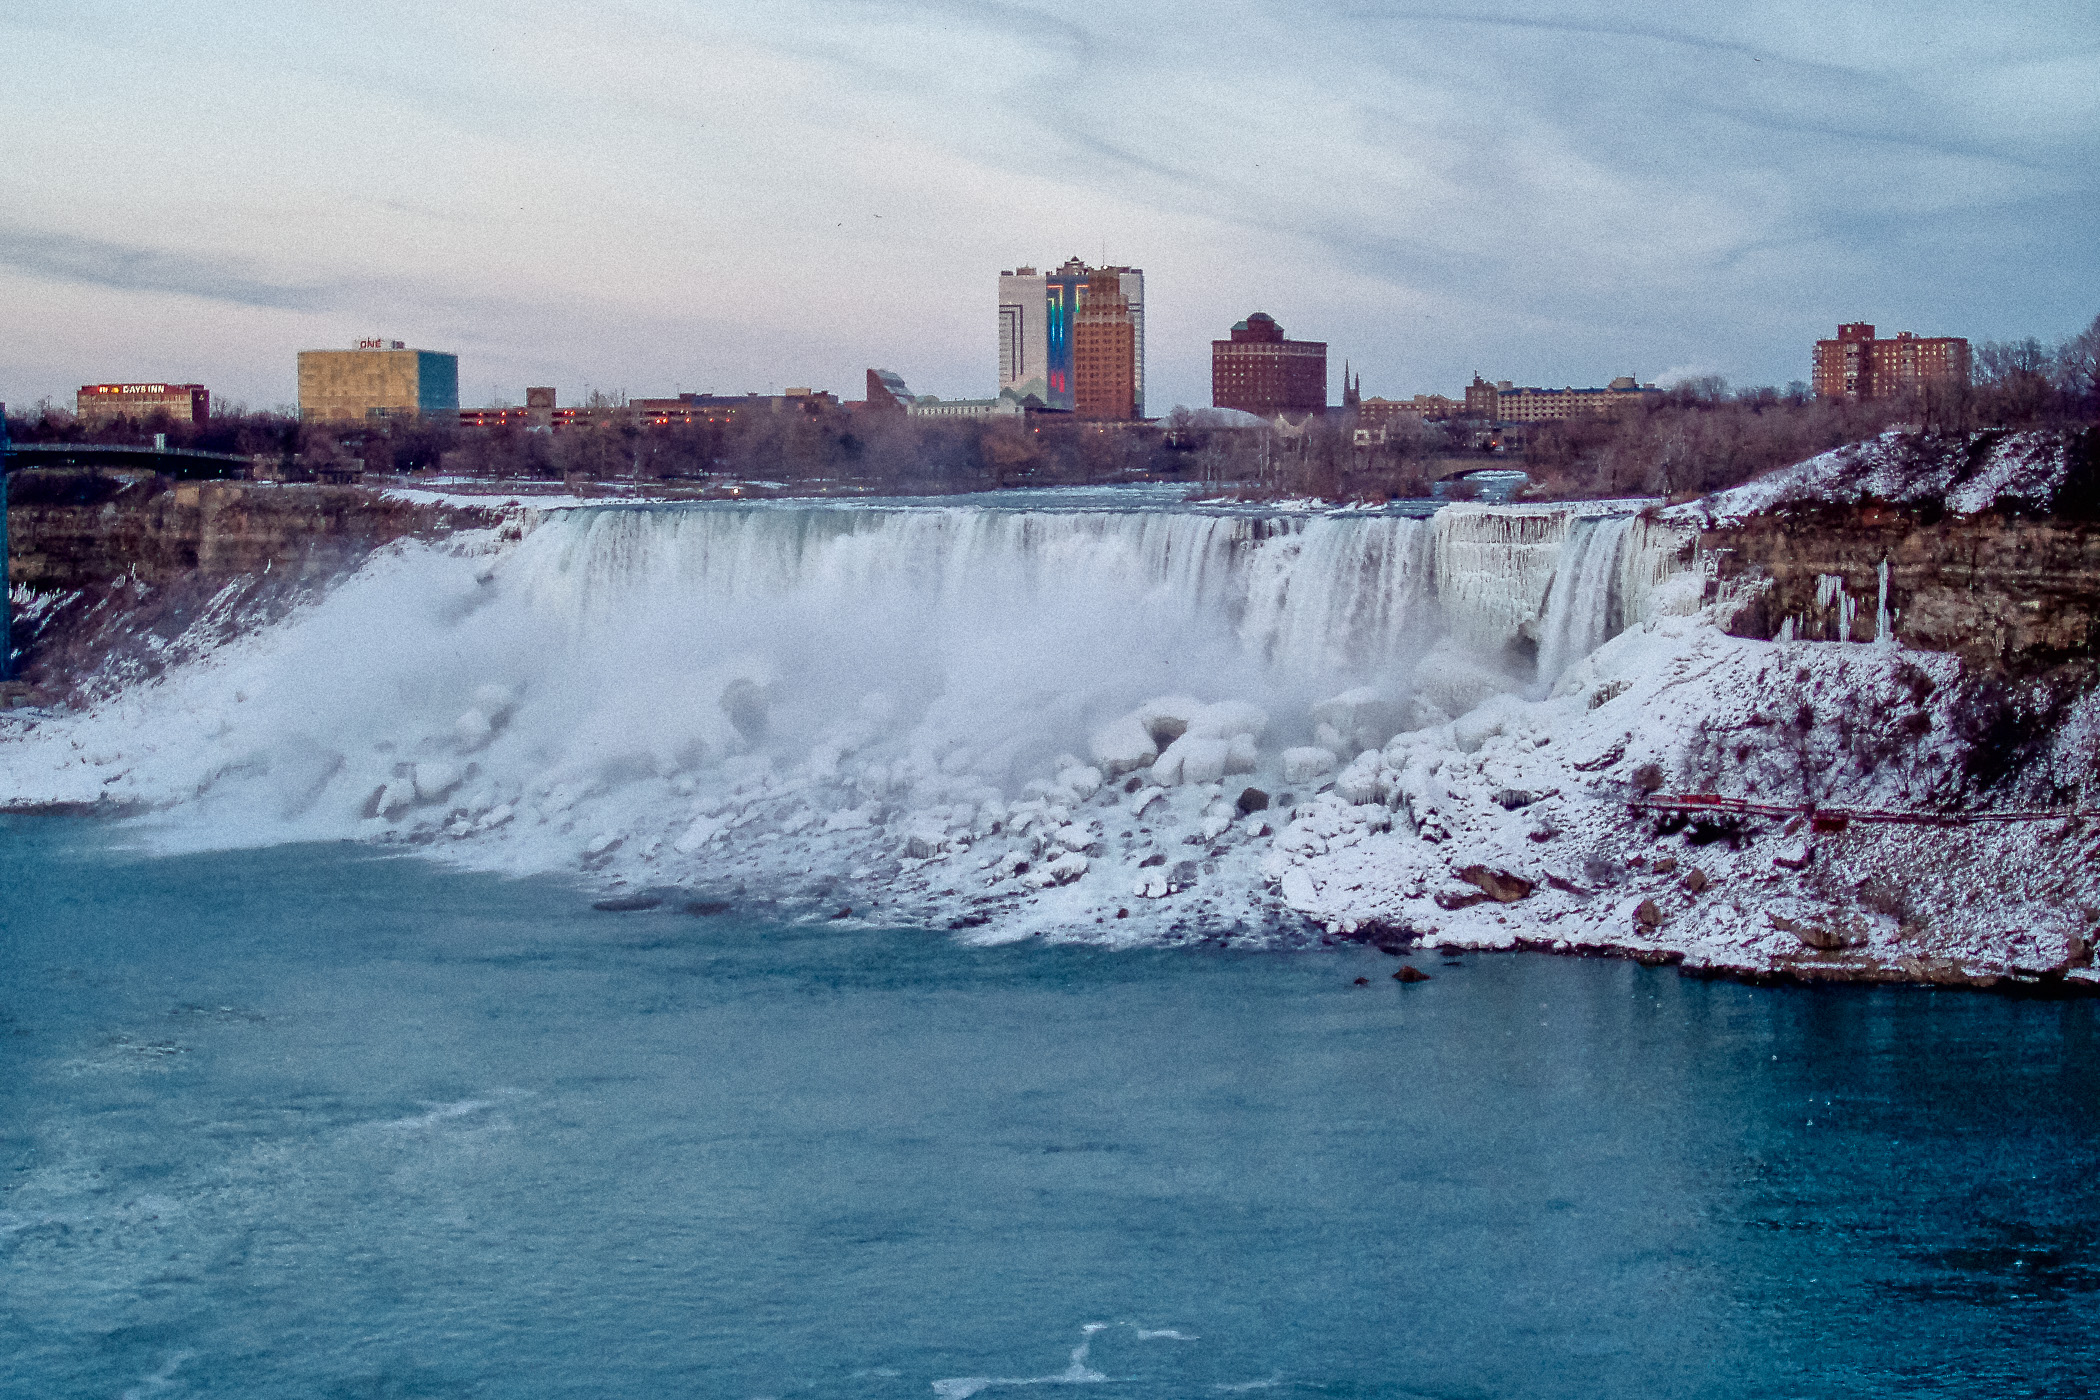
[1073,269,1137,421]
[1357,394,1460,426]
[1813,323,1970,401]
[1212,313,1326,417]
[76,382,209,425]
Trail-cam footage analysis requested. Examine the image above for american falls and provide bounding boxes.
[0,496,1696,942]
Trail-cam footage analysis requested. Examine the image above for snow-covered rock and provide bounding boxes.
[1281,746,1337,783]
[1088,713,1159,775]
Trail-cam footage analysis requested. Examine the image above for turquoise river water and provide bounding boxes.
[2,817,2095,1397]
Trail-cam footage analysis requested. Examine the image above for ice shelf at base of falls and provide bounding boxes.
[0,498,1695,944]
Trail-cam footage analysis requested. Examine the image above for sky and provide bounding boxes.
[2,0,2096,414]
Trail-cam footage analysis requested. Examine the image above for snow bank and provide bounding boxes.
[1685,430,2076,524]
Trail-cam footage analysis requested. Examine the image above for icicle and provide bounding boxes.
[1875,558,1894,646]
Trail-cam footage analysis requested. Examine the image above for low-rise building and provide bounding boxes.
[1462,375,1658,421]
[1356,394,1461,427]
[907,393,1026,421]
[76,382,209,425]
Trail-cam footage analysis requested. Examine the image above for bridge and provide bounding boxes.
[1,427,256,683]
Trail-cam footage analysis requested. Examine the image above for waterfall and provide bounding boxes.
[3,496,1697,928]
[1535,516,1635,687]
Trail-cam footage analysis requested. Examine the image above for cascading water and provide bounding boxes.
[1534,515,1636,689]
[0,497,1694,941]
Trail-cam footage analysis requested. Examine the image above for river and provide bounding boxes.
[4,818,2094,1397]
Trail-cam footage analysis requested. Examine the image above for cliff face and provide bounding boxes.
[6,472,473,590]
[1705,507,2100,673]
[5,471,495,701]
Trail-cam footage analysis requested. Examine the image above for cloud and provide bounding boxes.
[1,0,2094,409]
[0,224,326,313]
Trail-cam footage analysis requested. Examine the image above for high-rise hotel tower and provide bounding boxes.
[998,257,1144,416]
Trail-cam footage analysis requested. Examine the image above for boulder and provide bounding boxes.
[1170,859,1200,886]
[1057,765,1104,802]
[1088,713,1159,776]
[1278,866,1318,909]
[1634,898,1663,929]
[413,761,465,803]
[1134,695,1206,746]
[719,676,770,742]
[1311,688,1404,754]
[1161,735,1233,785]
[1393,965,1433,983]
[1683,868,1709,894]
[1458,865,1534,903]
[1235,787,1270,816]
[1773,843,1815,871]
[592,893,663,912]
[1186,700,1269,741]
[1492,788,1535,810]
[1281,746,1338,783]
[1770,911,1864,950]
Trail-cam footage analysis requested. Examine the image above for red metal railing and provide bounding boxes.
[1630,793,2097,830]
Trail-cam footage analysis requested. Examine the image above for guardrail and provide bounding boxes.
[1630,792,2097,830]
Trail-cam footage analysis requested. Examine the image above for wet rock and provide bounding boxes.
[1634,898,1664,929]
[1354,977,1370,986]
[1393,965,1433,983]
[1235,786,1270,816]
[1458,865,1534,903]
[592,893,663,912]
[683,900,733,916]
[829,905,854,920]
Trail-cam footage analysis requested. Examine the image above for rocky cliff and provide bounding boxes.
[5,471,494,702]
[1704,506,2100,672]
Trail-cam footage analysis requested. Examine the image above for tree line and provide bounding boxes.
[7,310,2093,502]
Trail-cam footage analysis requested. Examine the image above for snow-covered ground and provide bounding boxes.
[4,487,2094,989]
[1681,429,2077,524]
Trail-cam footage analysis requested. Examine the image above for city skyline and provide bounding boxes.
[2,1,2094,414]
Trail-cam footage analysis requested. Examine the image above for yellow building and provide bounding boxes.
[298,341,459,422]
